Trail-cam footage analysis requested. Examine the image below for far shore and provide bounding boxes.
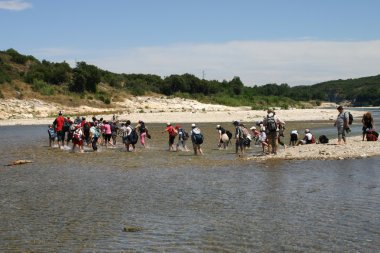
[0,96,371,126]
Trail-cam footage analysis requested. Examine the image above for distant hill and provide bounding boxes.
[1,48,379,107]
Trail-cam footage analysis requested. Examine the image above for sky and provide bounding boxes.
[1,0,380,86]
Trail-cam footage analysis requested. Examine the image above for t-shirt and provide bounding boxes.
[305,132,313,141]
[119,126,128,137]
[336,111,348,128]
[166,126,177,137]
[55,116,65,132]
[103,123,112,135]
[259,132,267,142]
[90,126,100,138]
[126,125,133,136]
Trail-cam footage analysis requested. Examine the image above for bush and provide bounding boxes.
[32,79,54,96]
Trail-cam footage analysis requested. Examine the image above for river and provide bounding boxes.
[0,113,379,252]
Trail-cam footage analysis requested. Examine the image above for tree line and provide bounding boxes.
[1,48,379,107]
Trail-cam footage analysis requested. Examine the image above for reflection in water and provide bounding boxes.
[0,123,379,252]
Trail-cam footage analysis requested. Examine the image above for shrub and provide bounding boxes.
[32,79,55,96]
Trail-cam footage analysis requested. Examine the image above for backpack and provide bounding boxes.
[266,115,277,132]
[129,128,139,144]
[192,133,204,144]
[83,122,91,132]
[226,130,233,140]
[318,135,329,144]
[348,112,353,125]
[48,128,57,138]
[73,130,82,141]
[140,123,146,133]
[69,124,76,132]
[63,120,70,132]
[366,130,378,141]
[181,129,189,140]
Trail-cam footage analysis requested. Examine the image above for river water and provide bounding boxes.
[1,113,379,252]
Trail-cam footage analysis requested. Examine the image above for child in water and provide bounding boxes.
[48,125,57,147]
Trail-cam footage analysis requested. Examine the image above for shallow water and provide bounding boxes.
[0,121,379,252]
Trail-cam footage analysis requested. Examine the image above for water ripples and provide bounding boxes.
[0,124,379,252]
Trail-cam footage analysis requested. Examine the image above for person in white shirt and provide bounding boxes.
[297,129,315,145]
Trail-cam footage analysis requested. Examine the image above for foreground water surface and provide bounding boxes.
[0,121,379,252]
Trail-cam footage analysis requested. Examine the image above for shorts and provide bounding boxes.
[57,131,65,141]
[73,139,83,145]
[105,134,112,142]
[169,135,175,145]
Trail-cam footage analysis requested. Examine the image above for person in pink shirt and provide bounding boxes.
[102,121,113,148]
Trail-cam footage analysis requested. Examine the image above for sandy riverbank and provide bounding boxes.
[247,135,380,161]
[0,97,365,126]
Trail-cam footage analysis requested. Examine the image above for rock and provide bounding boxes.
[123,226,143,233]
[7,160,33,166]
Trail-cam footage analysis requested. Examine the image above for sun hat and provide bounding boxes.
[166,122,171,126]
[216,125,221,129]
[305,129,310,133]
[250,126,256,130]
[191,123,196,128]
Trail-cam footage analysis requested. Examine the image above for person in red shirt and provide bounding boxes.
[162,123,177,151]
[54,111,65,148]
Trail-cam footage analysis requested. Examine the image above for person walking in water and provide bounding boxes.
[47,124,57,147]
[53,111,65,149]
[190,123,204,155]
[334,105,349,145]
[162,123,177,151]
[136,120,148,148]
[233,121,245,154]
[175,125,189,151]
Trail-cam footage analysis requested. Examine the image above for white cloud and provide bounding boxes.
[0,0,32,11]
[35,40,380,86]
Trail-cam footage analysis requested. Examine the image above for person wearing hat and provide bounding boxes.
[250,126,260,145]
[162,123,177,151]
[216,125,230,149]
[334,105,349,145]
[297,129,315,145]
[262,109,285,155]
[190,123,203,155]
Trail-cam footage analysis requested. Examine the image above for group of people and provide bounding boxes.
[48,112,149,153]
[48,106,377,155]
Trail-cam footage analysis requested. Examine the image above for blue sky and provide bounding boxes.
[1,0,380,86]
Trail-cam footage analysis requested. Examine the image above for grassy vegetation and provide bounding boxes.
[1,48,379,109]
